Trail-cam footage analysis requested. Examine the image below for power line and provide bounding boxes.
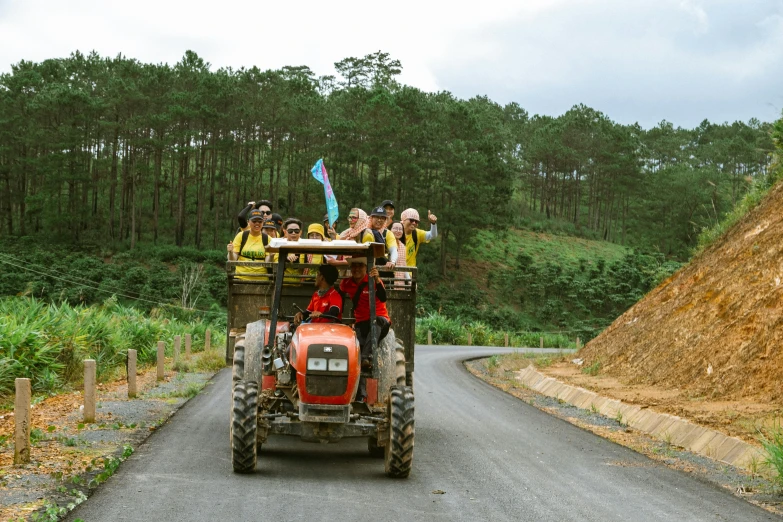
[0,254,225,317]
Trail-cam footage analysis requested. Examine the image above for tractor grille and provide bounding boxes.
[305,375,348,397]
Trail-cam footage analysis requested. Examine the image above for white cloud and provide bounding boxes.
[0,0,781,127]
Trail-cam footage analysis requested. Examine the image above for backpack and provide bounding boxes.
[370,229,390,265]
[238,231,269,260]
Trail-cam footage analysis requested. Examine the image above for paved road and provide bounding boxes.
[67,346,777,521]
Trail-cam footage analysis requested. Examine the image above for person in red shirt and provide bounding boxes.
[339,257,391,369]
[293,265,342,325]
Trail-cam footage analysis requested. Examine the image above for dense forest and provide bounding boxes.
[0,50,776,265]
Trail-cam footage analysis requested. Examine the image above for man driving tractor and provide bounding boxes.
[293,264,342,325]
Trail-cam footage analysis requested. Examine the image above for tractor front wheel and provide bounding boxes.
[384,385,414,478]
[231,380,258,473]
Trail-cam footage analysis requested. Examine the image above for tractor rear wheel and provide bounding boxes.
[384,385,414,478]
[231,380,258,473]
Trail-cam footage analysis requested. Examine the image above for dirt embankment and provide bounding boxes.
[580,180,783,403]
[541,180,783,441]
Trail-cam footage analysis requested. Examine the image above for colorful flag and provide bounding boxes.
[311,159,339,227]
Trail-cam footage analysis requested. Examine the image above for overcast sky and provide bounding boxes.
[1,0,781,128]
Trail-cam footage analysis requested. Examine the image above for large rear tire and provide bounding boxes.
[384,385,414,478]
[231,380,258,473]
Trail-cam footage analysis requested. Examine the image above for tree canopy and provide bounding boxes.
[0,50,776,263]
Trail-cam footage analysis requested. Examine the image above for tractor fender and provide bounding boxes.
[376,329,405,405]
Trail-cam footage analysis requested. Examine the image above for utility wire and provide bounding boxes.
[0,251,169,305]
[0,254,225,317]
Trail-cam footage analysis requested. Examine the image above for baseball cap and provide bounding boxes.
[270,213,284,227]
[370,206,387,217]
[262,219,277,230]
[381,200,395,209]
[248,209,265,221]
[347,257,367,265]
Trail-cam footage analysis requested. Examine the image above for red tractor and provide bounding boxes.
[227,240,416,477]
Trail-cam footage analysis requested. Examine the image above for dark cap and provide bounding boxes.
[261,219,277,230]
[381,200,395,209]
[370,206,387,217]
[248,209,265,222]
[270,213,283,226]
[318,264,339,285]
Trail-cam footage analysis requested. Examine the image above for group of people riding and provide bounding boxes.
[226,199,438,400]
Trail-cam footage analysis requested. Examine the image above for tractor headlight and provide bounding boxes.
[328,358,348,372]
[307,357,327,371]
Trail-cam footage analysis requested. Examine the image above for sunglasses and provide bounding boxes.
[286,228,301,234]
[348,215,358,221]
[260,210,272,215]
[407,219,419,225]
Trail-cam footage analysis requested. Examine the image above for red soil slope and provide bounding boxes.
[580,180,783,403]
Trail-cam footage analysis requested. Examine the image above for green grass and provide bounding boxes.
[0,296,225,399]
[416,313,575,347]
[759,422,783,485]
[582,360,601,376]
[695,172,782,255]
[464,228,628,269]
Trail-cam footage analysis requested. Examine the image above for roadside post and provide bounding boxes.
[157,341,165,381]
[205,330,211,351]
[185,333,192,358]
[576,337,581,350]
[540,337,544,349]
[127,349,137,398]
[174,335,181,365]
[84,359,96,423]
[504,333,509,347]
[467,332,473,346]
[427,331,432,345]
[14,378,31,465]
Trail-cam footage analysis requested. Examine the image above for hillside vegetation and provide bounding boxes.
[418,228,680,339]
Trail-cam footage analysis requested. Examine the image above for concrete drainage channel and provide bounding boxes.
[516,366,764,471]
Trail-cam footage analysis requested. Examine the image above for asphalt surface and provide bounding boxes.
[66,346,778,522]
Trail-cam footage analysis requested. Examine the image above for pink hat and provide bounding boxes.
[400,208,420,222]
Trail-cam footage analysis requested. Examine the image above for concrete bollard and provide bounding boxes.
[504,333,509,347]
[427,330,432,345]
[540,336,544,349]
[14,378,31,465]
[576,337,581,350]
[127,349,137,398]
[84,359,96,423]
[205,330,211,351]
[467,332,473,346]
[157,341,165,381]
[174,335,181,365]
[185,333,192,358]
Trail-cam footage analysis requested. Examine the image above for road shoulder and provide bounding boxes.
[465,356,783,516]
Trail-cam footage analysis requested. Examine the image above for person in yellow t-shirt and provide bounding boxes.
[267,218,305,285]
[367,206,398,270]
[400,208,438,267]
[227,208,269,280]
